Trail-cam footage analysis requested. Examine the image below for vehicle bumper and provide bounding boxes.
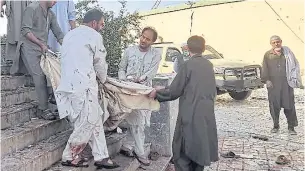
[216,78,264,92]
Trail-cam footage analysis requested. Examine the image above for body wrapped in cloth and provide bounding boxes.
[40,51,160,131]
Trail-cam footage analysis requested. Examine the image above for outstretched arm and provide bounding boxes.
[49,12,64,45]
[156,63,189,102]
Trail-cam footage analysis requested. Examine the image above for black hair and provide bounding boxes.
[83,9,104,23]
[142,27,158,42]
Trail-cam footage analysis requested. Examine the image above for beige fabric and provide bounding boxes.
[40,52,160,131]
[40,52,61,89]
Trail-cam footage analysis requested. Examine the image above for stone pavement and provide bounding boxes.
[204,132,304,171]
[166,87,304,171]
[215,88,304,145]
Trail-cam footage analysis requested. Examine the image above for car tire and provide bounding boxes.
[229,90,252,101]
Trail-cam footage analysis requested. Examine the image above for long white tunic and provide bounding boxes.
[55,25,109,161]
[118,45,161,86]
[118,45,161,127]
[55,25,108,119]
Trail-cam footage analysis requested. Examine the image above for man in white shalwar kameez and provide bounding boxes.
[118,27,162,166]
[55,9,119,169]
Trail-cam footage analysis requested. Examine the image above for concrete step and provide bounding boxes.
[136,157,171,171]
[105,132,126,157]
[46,144,151,171]
[1,75,33,90]
[1,131,127,171]
[1,63,12,75]
[1,130,72,171]
[1,87,36,107]
[1,118,70,157]
[1,102,37,130]
[46,154,140,171]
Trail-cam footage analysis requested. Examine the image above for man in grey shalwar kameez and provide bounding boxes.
[151,36,219,171]
[1,0,32,63]
[262,35,303,135]
[10,1,64,120]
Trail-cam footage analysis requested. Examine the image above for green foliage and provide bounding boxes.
[76,0,143,77]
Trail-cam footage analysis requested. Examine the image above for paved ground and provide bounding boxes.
[167,87,304,171]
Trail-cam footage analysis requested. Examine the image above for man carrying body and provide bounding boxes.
[1,0,32,64]
[262,35,303,135]
[56,9,119,169]
[150,36,219,171]
[173,43,190,73]
[10,0,64,120]
[48,0,76,53]
[118,27,161,166]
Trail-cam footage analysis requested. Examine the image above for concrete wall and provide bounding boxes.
[141,0,304,70]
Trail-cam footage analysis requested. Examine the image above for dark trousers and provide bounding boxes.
[269,102,298,128]
[20,45,51,110]
[174,152,204,171]
[267,78,298,128]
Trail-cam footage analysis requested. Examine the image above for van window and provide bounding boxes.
[166,48,181,62]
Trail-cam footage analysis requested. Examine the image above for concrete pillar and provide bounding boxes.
[145,76,179,157]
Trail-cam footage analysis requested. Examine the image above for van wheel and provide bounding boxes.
[229,90,252,101]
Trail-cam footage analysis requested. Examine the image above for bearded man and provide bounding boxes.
[262,35,303,135]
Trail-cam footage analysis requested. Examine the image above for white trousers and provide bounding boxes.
[59,90,109,161]
[122,109,151,157]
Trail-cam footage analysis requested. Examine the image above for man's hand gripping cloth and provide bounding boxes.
[40,51,160,131]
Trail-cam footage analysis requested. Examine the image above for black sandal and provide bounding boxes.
[149,151,161,161]
[94,159,120,169]
[132,151,150,166]
[39,109,56,120]
[220,151,240,158]
[120,148,134,157]
[61,158,89,167]
[252,135,269,141]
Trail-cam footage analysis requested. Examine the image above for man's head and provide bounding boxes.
[46,1,57,8]
[83,9,105,32]
[187,35,206,56]
[139,27,158,50]
[270,35,282,49]
[181,43,190,57]
[181,43,188,51]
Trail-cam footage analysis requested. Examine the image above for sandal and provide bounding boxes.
[38,109,56,120]
[61,158,89,168]
[120,148,134,157]
[220,151,240,158]
[133,151,150,166]
[149,151,161,161]
[94,158,120,169]
[49,94,57,105]
[252,135,269,141]
[275,155,290,165]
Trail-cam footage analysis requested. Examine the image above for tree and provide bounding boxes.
[76,0,143,77]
